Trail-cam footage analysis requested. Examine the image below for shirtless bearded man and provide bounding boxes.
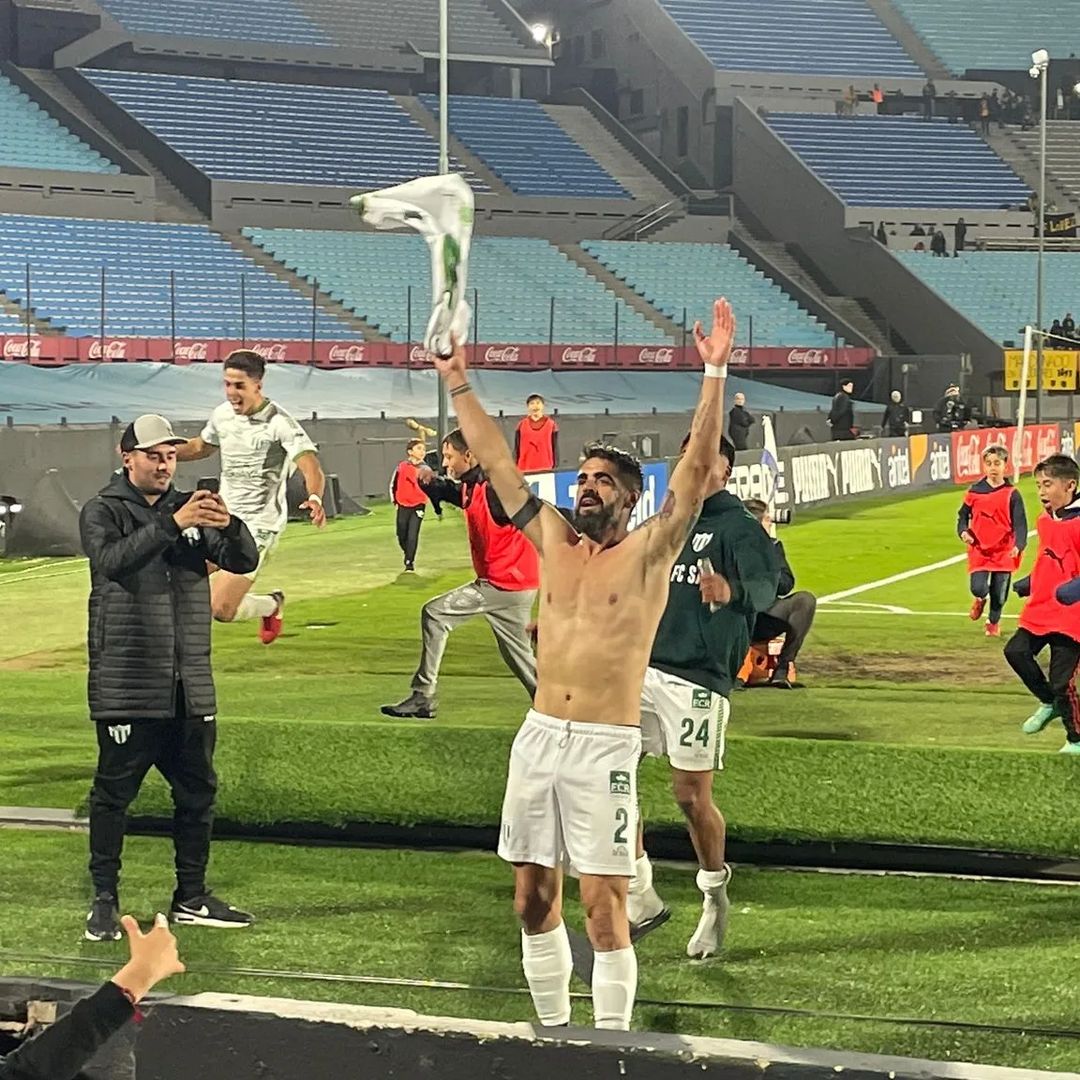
[433,297,734,1030]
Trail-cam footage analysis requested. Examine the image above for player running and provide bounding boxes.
[176,350,326,643]
[958,444,1027,637]
[434,297,733,1031]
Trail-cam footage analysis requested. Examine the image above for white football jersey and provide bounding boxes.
[201,399,317,534]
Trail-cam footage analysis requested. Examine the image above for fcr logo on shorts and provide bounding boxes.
[609,770,631,797]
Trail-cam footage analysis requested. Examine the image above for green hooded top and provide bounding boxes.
[650,489,781,696]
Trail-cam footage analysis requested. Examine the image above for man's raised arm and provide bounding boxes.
[433,340,570,552]
[645,298,734,562]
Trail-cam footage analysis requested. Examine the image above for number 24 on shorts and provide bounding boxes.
[679,715,710,748]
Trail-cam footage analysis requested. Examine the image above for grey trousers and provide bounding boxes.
[410,579,537,699]
[754,591,817,667]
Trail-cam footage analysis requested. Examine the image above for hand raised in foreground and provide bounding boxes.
[693,297,736,369]
[111,913,186,1004]
[432,336,468,382]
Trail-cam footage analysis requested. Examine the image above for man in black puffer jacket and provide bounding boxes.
[79,415,258,943]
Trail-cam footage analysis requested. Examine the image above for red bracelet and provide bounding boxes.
[117,987,144,1024]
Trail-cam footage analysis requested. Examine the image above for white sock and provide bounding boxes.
[697,865,731,894]
[628,853,653,895]
[235,593,279,621]
[521,924,572,1026]
[592,946,637,1030]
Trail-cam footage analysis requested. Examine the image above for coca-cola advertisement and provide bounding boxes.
[636,346,675,366]
[561,346,598,365]
[951,424,1060,484]
[484,345,521,365]
[786,348,830,367]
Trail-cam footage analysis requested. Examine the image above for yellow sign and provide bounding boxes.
[1004,349,1078,391]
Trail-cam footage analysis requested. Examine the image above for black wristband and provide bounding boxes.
[449,383,472,398]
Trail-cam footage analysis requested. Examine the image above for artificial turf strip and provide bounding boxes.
[2,486,1078,855]
[0,830,1077,1074]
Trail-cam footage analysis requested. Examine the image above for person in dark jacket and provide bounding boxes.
[0,914,184,1080]
[881,390,910,437]
[727,392,755,451]
[744,499,817,687]
[933,384,969,432]
[828,380,856,440]
[79,415,258,943]
[628,434,779,960]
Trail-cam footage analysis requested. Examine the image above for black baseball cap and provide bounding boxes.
[120,414,185,452]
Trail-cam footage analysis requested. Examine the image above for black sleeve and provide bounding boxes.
[198,515,259,575]
[827,396,840,424]
[513,428,521,464]
[420,475,463,509]
[79,498,180,581]
[550,429,559,467]
[390,463,400,506]
[0,983,133,1080]
[957,500,972,538]
[774,540,796,597]
[1010,488,1028,550]
[485,484,512,527]
[725,526,781,615]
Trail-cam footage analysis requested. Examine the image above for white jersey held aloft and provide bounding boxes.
[201,399,317,535]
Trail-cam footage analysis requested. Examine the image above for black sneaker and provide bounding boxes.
[404,561,415,572]
[170,892,253,929]
[85,892,122,942]
[380,691,436,719]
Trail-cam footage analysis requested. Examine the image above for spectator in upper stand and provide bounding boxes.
[931,229,948,257]
[871,83,884,113]
[882,390,910,437]
[989,89,1003,128]
[910,223,926,237]
[979,94,991,136]
[728,392,756,451]
[922,79,936,120]
[875,221,888,245]
[1050,318,1066,349]
[844,84,859,116]
[1063,312,1076,340]
[954,217,967,256]
[828,380,856,441]
[945,89,960,124]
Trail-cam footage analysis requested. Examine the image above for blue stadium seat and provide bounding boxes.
[80,70,485,190]
[764,113,1030,209]
[582,240,841,347]
[97,0,333,45]
[243,229,672,345]
[659,0,922,77]
[896,251,1080,345]
[888,0,1080,75]
[0,74,118,174]
[0,215,355,340]
[419,95,629,199]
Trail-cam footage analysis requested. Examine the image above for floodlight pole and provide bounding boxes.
[436,0,450,447]
[1035,52,1048,423]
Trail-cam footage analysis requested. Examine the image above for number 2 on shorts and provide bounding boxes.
[679,716,710,748]
[613,806,629,845]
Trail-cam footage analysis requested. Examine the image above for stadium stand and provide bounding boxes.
[658,0,923,77]
[764,113,1031,208]
[0,214,355,339]
[894,250,1080,345]
[419,95,629,198]
[96,0,333,45]
[0,74,118,174]
[583,240,841,346]
[242,229,672,344]
[0,308,30,334]
[887,0,1080,75]
[297,0,543,58]
[79,70,483,189]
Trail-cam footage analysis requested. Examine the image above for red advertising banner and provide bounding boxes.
[0,336,876,371]
[951,424,1061,484]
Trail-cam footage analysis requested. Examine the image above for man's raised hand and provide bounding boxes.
[693,297,736,370]
[432,336,468,382]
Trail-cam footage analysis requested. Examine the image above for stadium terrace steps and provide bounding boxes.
[886,0,1080,75]
[581,240,843,347]
[658,0,922,77]
[0,72,117,175]
[894,250,1080,345]
[80,69,487,191]
[0,215,357,340]
[0,294,57,337]
[1006,121,1080,209]
[862,0,948,80]
[540,105,675,203]
[418,94,629,199]
[763,112,1031,209]
[242,230,673,346]
[222,230,389,344]
[391,96,511,197]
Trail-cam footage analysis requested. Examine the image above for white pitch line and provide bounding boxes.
[819,529,1038,604]
[817,608,1020,619]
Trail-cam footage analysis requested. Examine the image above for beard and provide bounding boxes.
[572,500,618,542]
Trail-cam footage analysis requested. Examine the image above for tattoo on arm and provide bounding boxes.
[659,490,676,519]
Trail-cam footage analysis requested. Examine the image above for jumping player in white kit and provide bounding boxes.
[176,350,327,643]
[433,297,733,1032]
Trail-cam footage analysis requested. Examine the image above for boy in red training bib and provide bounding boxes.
[1004,453,1080,754]
[958,444,1027,637]
[515,394,559,472]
